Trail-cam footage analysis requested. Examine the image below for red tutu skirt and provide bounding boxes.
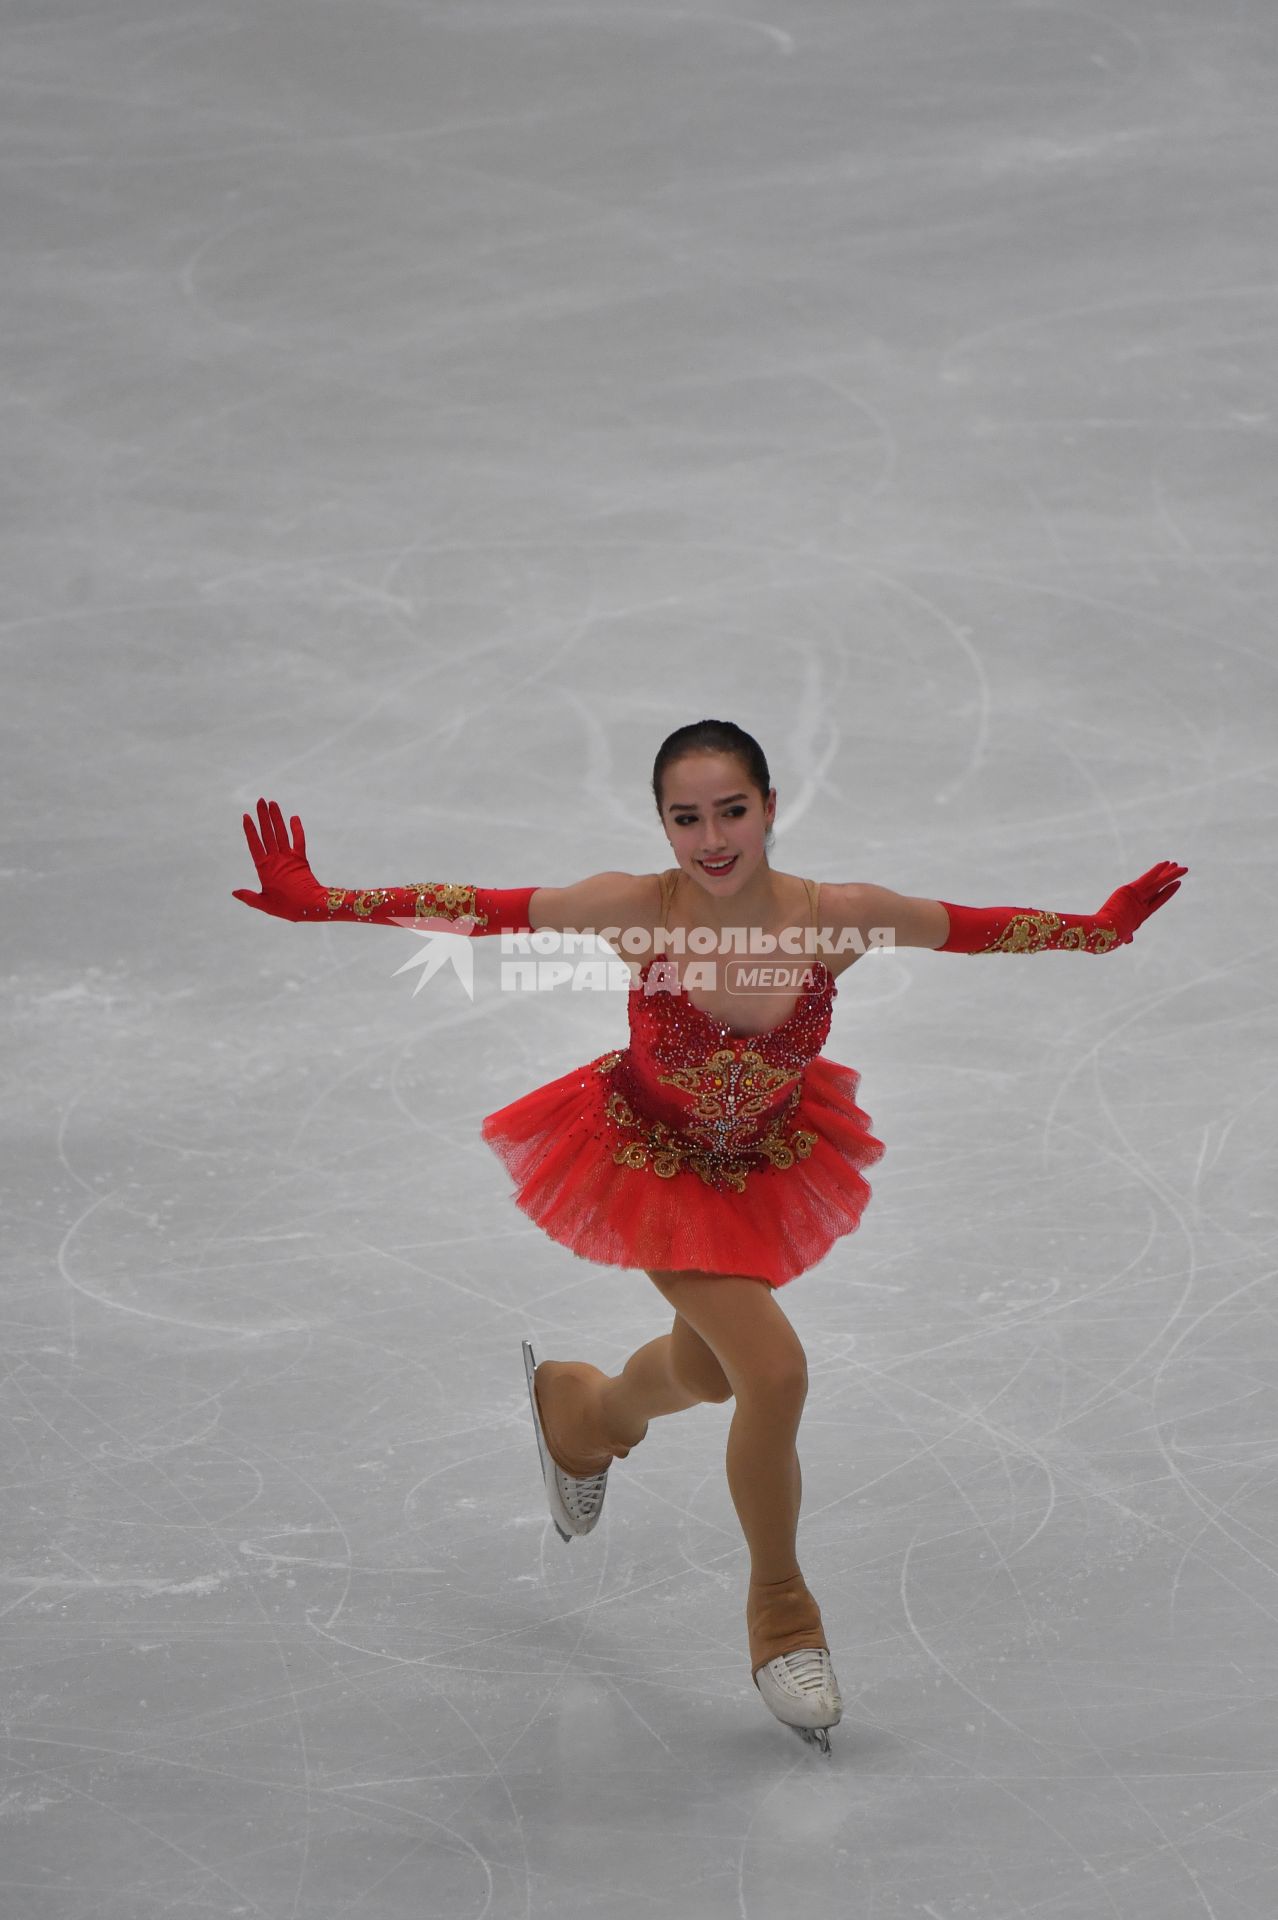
[481,1051,885,1288]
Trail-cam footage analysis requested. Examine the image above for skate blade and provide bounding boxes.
[791,1724,833,1756]
[521,1338,572,1545]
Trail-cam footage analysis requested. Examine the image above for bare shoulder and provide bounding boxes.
[529,870,663,940]
[818,880,950,954]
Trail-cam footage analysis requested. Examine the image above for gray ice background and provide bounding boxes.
[4,1,1276,1916]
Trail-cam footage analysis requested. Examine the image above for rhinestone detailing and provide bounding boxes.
[323,881,488,924]
[596,960,836,1192]
[971,909,1119,955]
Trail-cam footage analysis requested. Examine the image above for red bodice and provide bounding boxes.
[591,959,837,1192]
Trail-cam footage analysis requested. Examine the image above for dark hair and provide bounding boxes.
[652,720,774,846]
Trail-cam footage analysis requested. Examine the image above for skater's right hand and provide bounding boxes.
[1094,860,1188,946]
[232,797,328,921]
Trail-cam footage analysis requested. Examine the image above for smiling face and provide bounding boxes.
[658,750,777,890]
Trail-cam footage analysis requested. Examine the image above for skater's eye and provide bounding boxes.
[674,806,747,827]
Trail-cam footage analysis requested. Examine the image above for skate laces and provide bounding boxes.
[762,1646,840,1702]
[778,1647,831,1692]
[560,1464,608,1519]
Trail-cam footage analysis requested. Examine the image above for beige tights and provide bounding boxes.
[533,1272,827,1675]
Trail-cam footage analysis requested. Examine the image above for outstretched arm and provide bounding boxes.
[232,798,539,933]
[936,860,1187,952]
[839,861,1188,954]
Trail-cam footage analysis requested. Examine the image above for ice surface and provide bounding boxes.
[3,1,1275,1915]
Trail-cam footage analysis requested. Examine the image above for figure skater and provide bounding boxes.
[233,717,1187,1754]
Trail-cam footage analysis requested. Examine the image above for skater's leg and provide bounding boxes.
[533,1312,732,1475]
[599,1311,733,1434]
[646,1269,828,1676]
[647,1270,807,1582]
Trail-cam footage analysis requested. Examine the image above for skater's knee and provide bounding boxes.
[649,1271,807,1412]
[735,1351,808,1412]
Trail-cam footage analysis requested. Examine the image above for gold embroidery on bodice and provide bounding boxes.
[589,881,835,1191]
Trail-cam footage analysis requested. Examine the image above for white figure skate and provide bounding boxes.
[753,1648,844,1755]
[521,1338,610,1541]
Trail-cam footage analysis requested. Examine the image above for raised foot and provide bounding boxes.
[521,1338,611,1542]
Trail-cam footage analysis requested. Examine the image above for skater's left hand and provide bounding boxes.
[1094,860,1188,946]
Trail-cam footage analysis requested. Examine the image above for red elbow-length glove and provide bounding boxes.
[232,798,538,933]
[937,860,1187,954]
